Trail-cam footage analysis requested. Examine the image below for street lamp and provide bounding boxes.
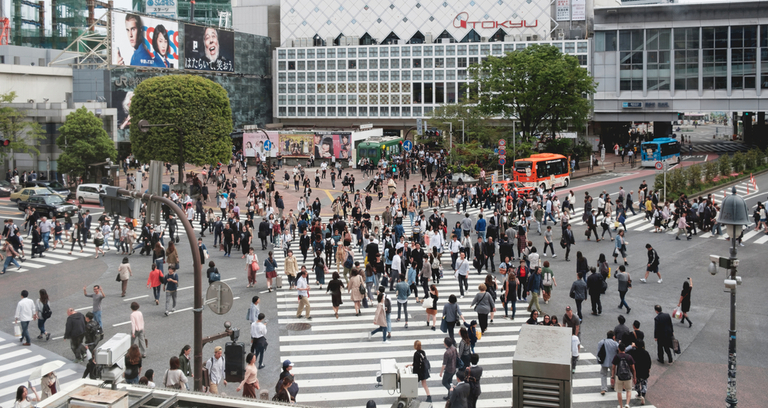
[708,186,749,408]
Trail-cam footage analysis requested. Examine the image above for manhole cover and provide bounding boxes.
[286,323,311,331]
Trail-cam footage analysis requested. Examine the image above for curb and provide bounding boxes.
[688,167,767,199]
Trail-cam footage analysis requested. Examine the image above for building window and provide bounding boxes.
[380,59,389,69]
[369,60,378,69]
[673,28,699,91]
[298,61,305,70]
[762,25,768,88]
[359,95,368,104]
[424,58,433,68]
[391,107,400,117]
[370,83,378,93]
[278,95,286,106]
[349,60,357,69]
[402,59,411,69]
[424,83,433,104]
[447,82,456,103]
[327,107,336,116]
[308,61,315,70]
[338,72,346,81]
[278,61,286,71]
[287,50,295,59]
[317,72,326,82]
[730,26,757,90]
[328,95,336,105]
[702,27,729,90]
[359,72,367,81]
[359,83,367,93]
[278,107,286,116]
[278,49,286,59]
[369,48,377,58]
[391,47,399,57]
[358,107,367,116]
[413,107,422,117]
[577,55,587,66]
[348,48,356,58]
[402,71,410,80]
[392,83,400,92]
[317,107,325,116]
[278,84,286,93]
[308,95,315,105]
[469,57,478,66]
[327,49,336,58]
[435,82,445,104]
[349,72,357,81]
[349,94,357,105]
[412,46,422,57]
[307,83,315,93]
[298,84,306,93]
[308,107,315,116]
[370,71,378,81]
[327,60,336,70]
[288,84,296,93]
[457,58,467,68]
[447,70,456,80]
[391,59,399,69]
[338,95,346,105]
[328,72,336,81]
[307,49,315,58]
[424,71,433,80]
[278,72,286,82]
[288,61,296,70]
[401,47,410,57]
[413,59,422,68]
[619,29,644,91]
[359,48,367,58]
[298,72,305,82]
[492,44,502,55]
[348,107,356,117]
[402,107,411,116]
[369,107,377,117]
[595,31,617,52]
[298,95,305,105]
[380,48,389,57]
[317,49,325,58]
[480,44,490,55]
[359,60,367,70]
[458,70,467,80]
[414,71,422,81]
[646,29,671,91]
[381,71,389,81]
[317,60,326,70]
[436,70,444,80]
[307,72,316,82]
[288,95,296,105]
[380,107,389,117]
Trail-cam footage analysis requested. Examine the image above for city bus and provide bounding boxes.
[513,153,571,190]
[640,137,681,167]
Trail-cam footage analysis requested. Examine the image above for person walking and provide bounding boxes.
[295,270,311,320]
[205,346,227,394]
[611,343,636,408]
[627,339,652,405]
[36,289,51,341]
[163,266,179,316]
[526,266,543,314]
[130,302,147,357]
[439,337,459,401]
[14,290,36,346]
[395,273,411,327]
[118,257,133,297]
[264,251,278,292]
[250,313,268,369]
[613,230,628,265]
[235,354,260,397]
[312,250,327,289]
[147,263,164,306]
[540,261,556,304]
[285,250,299,289]
[179,345,193,390]
[470,283,495,334]
[245,247,259,288]
[563,223,575,261]
[163,356,188,390]
[677,277,693,327]
[425,284,439,330]
[641,243,662,283]
[513,260,529,301]
[614,265,632,313]
[369,292,389,342]
[64,308,86,361]
[349,269,366,316]
[568,272,587,320]
[455,251,470,298]
[501,270,518,320]
[83,285,105,327]
[123,345,143,384]
[326,272,345,319]
[653,305,675,364]
[3,237,22,272]
[441,294,466,340]
[405,340,432,403]
[597,330,619,395]
[586,267,604,316]
[466,354,484,408]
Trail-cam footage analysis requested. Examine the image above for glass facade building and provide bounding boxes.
[275,40,590,119]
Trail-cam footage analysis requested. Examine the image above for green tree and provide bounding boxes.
[731,151,744,174]
[56,107,118,178]
[0,92,46,167]
[718,154,732,178]
[129,75,233,178]
[469,44,596,142]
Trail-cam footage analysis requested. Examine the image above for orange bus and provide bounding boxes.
[513,153,571,190]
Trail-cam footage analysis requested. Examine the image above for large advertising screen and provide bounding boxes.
[183,24,235,72]
[111,11,180,68]
[280,133,315,158]
[243,131,279,159]
[313,131,352,160]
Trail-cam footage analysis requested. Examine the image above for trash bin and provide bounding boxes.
[513,325,573,407]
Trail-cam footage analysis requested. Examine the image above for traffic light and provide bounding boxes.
[434,130,441,138]
[224,342,246,383]
[0,139,9,146]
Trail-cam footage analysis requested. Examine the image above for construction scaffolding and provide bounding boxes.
[9,0,109,50]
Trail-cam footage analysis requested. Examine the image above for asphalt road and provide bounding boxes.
[1,166,767,408]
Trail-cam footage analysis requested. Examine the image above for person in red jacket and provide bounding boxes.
[147,263,164,305]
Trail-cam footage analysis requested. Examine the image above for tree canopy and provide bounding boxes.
[56,106,118,177]
[469,44,596,141]
[0,92,45,166]
[129,75,233,177]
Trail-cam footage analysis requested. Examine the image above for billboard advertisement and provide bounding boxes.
[572,0,586,21]
[146,0,178,20]
[184,24,235,72]
[111,11,180,68]
[243,131,279,159]
[280,133,315,157]
[556,0,570,22]
[313,131,352,160]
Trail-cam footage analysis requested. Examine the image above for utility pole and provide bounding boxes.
[442,121,453,163]
[458,119,465,144]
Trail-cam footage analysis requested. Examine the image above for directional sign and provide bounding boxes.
[416,119,423,136]
[498,149,507,156]
[494,148,499,154]
[402,140,413,152]
[205,281,234,315]
[263,140,272,151]
[655,161,663,170]
[499,158,506,166]
[498,139,507,147]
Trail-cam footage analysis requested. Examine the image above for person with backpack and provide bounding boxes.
[611,343,636,408]
[540,261,557,304]
[36,289,52,341]
[204,346,227,394]
[596,330,619,395]
[405,340,432,403]
[641,243,662,283]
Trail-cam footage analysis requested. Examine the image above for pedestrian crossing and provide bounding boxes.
[689,142,752,154]
[0,331,82,407]
[268,257,650,408]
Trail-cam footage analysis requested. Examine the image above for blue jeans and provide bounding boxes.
[477,230,486,241]
[152,286,161,301]
[3,256,20,271]
[20,321,30,344]
[125,376,139,384]
[371,326,388,341]
[93,310,102,327]
[503,294,516,318]
[544,212,557,224]
[42,232,50,249]
[38,317,47,335]
[154,259,164,273]
[619,290,629,311]
[386,313,391,333]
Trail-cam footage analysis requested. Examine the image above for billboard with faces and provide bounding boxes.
[111,11,180,68]
[183,23,236,72]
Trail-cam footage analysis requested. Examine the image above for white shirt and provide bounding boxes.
[391,254,402,272]
[296,276,309,297]
[250,320,267,339]
[456,257,470,276]
[15,298,36,322]
[449,240,462,254]
[205,355,226,385]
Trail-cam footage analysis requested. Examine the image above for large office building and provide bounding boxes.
[273,0,591,128]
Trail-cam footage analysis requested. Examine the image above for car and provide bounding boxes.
[24,180,71,198]
[10,187,63,203]
[18,194,78,219]
[76,183,105,205]
[0,180,18,197]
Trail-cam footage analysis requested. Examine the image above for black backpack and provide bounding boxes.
[597,343,607,364]
[41,302,52,319]
[617,356,632,381]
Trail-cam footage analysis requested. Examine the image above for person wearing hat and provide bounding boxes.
[205,346,227,394]
[277,360,299,402]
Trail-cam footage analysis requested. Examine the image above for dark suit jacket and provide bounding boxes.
[449,382,471,408]
[565,230,575,245]
[473,242,485,261]
[654,312,674,340]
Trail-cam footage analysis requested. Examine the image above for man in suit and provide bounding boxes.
[485,236,496,273]
[473,237,486,275]
[586,209,600,242]
[299,229,311,263]
[466,353,483,408]
[83,210,93,234]
[653,304,674,364]
[626,190,636,215]
[449,369,471,408]
[586,268,604,315]
[213,217,224,247]
[564,223,576,261]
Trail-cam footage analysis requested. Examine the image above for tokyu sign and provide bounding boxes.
[453,12,538,30]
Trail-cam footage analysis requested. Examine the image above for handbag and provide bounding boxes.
[560,236,567,249]
[421,299,432,309]
[672,337,681,354]
[116,272,122,282]
[359,283,366,295]
[440,317,449,333]
[252,260,260,272]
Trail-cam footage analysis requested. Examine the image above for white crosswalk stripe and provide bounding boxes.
[0,333,82,408]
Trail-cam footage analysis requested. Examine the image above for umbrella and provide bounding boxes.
[28,361,66,381]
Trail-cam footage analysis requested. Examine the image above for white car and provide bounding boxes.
[75,183,104,205]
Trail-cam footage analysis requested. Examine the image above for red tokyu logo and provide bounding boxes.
[453,12,538,30]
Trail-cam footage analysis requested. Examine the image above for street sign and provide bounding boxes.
[498,139,506,147]
[205,281,234,315]
[416,119,423,136]
[263,140,272,151]
[498,149,507,156]
[655,161,663,170]
[494,148,499,154]
[402,140,413,152]
[359,123,373,130]
[499,158,506,166]
[147,161,164,225]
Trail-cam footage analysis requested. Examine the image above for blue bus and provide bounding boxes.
[641,137,681,167]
